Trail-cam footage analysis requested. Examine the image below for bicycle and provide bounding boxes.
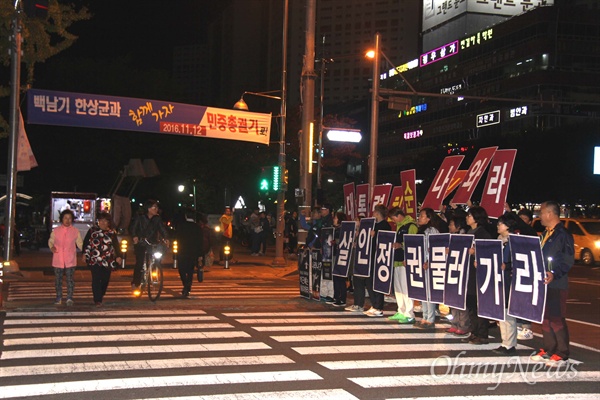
[135,239,165,301]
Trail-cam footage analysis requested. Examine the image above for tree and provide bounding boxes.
[0,0,91,137]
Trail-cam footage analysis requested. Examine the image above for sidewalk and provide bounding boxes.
[2,243,299,283]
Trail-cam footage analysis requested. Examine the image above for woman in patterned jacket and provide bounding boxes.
[84,212,122,307]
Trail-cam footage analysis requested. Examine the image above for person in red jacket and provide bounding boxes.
[48,209,83,306]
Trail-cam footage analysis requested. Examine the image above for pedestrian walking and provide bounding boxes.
[83,212,122,307]
[48,209,83,306]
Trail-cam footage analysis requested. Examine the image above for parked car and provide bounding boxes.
[532,218,600,266]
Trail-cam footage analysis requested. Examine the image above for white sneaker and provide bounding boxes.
[364,308,384,317]
[517,327,534,340]
[345,304,364,312]
[414,304,422,313]
[66,299,74,307]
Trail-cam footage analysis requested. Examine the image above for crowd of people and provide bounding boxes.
[47,198,574,368]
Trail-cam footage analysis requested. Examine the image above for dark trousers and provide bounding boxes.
[90,264,111,303]
[366,274,384,310]
[133,244,147,286]
[543,288,570,359]
[353,275,367,307]
[333,275,347,303]
[178,259,195,292]
[467,295,489,339]
[251,232,260,253]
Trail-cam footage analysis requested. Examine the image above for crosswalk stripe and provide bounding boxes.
[142,389,360,400]
[6,310,207,316]
[0,355,295,377]
[3,323,234,335]
[237,317,427,324]
[348,371,600,388]
[0,370,323,399]
[4,330,251,345]
[388,395,600,400]
[271,332,479,341]
[292,343,532,355]
[252,324,415,331]
[1,342,272,360]
[318,355,582,370]
[3,316,218,325]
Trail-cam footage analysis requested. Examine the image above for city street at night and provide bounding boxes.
[1,248,599,400]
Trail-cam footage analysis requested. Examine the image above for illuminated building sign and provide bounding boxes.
[476,110,501,127]
[420,40,458,67]
[381,59,419,80]
[423,0,554,32]
[460,28,494,50]
[509,106,528,118]
[399,103,428,118]
[404,129,424,140]
[440,83,463,94]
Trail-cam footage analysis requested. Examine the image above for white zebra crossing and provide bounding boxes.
[1,308,598,399]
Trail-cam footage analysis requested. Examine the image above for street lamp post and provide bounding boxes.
[368,32,381,198]
[3,2,23,266]
[233,0,288,267]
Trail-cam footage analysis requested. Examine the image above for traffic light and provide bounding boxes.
[283,169,289,185]
[272,166,281,191]
[259,178,270,191]
[259,166,270,192]
[23,0,49,19]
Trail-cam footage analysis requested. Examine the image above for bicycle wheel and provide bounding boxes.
[147,261,163,301]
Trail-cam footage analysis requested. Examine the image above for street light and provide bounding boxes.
[233,0,288,268]
[367,32,381,199]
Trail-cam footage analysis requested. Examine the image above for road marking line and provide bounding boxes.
[252,324,418,331]
[0,355,295,377]
[318,355,582,370]
[349,371,600,388]
[6,310,208,316]
[271,332,473,342]
[2,323,234,335]
[0,370,323,399]
[292,343,532,355]
[4,330,251,345]
[142,389,359,400]
[387,394,600,400]
[1,342,272,360]
[3,316,218,325]
[565,318,600,328]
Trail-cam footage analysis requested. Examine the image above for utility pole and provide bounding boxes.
[368,32,381,198]
[272,0,289,267]
[300,0,316,207]
[4,3,23,267]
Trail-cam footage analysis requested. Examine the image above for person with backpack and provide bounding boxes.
[83,212,122,307]
[388,207,419,324]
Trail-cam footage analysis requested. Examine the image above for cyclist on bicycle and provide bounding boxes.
[130,199,170,292]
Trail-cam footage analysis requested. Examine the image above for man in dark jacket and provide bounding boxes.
[175,209,204,297]
[130,200,170,291]
[530,201,574,368]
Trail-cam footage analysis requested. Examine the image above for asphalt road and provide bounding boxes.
[0,249,599,400]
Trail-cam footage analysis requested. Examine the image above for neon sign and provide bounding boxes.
[509,106,528,118]
[476,110,501,127]
[420,40,459,67]
[399,103,428,118]
[404,129,424,140]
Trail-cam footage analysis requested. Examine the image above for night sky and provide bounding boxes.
[2,1,600,218]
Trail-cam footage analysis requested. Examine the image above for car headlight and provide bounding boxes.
[595,240,600,249]
[153,252,163,259]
